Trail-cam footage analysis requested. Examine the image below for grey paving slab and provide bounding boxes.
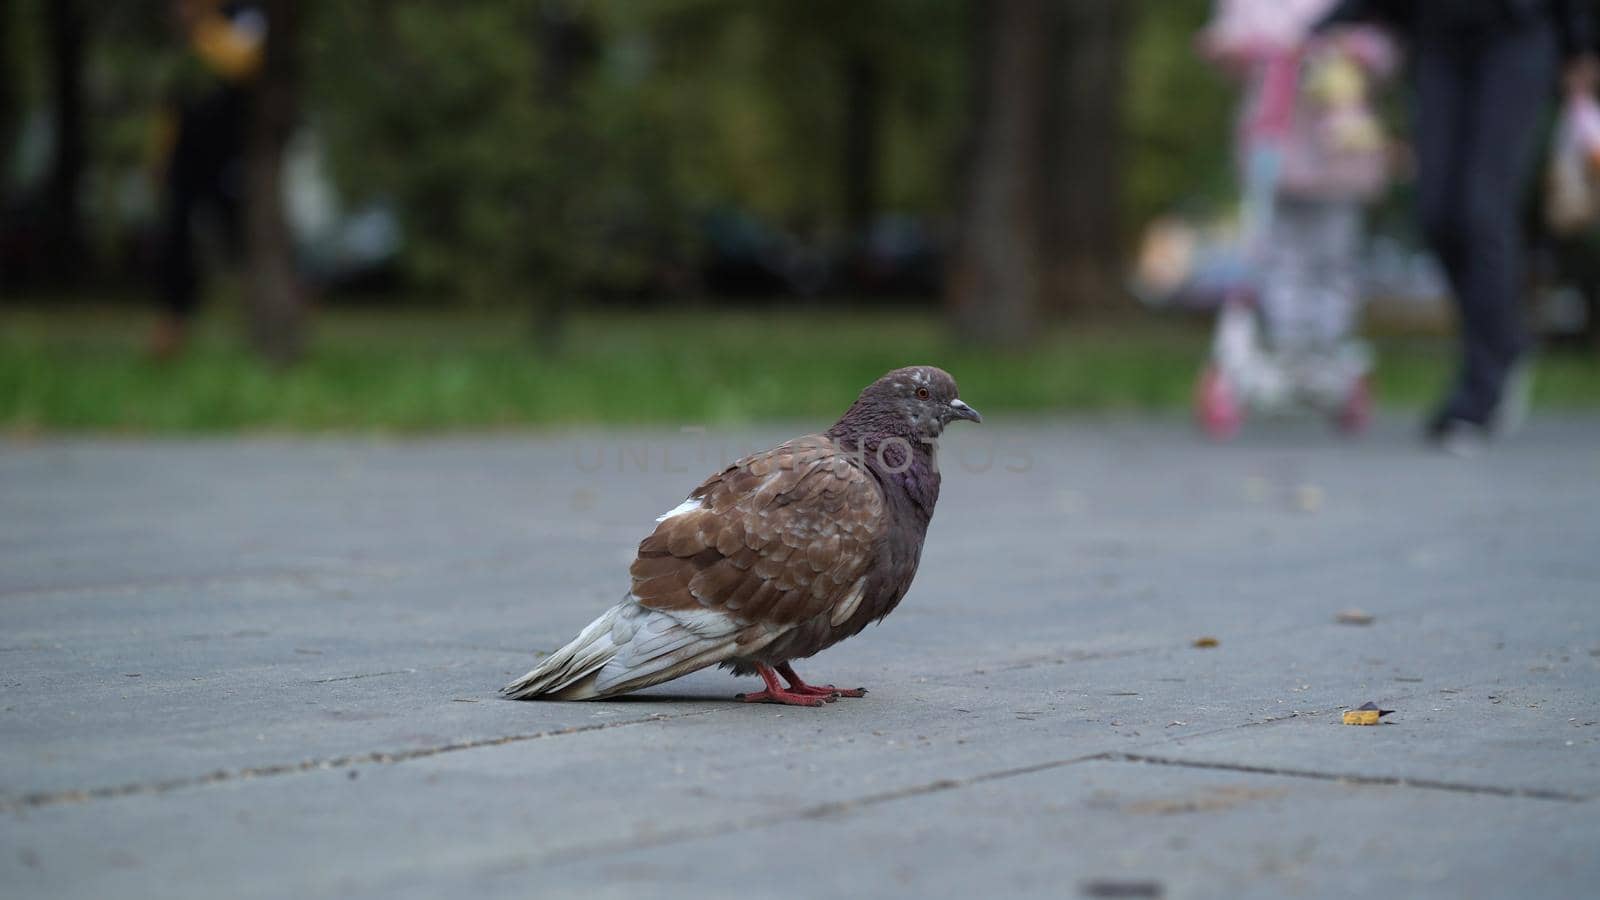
[507,761,1599,900]
[2,415,1598,898]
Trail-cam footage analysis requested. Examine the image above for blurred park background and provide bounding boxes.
[3,0,1600,432]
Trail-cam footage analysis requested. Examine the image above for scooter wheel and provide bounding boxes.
[1336,374,1373,435]
[1196,364,1243,441]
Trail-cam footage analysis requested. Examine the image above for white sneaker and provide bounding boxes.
[1492,359,1533,439]
[1426,417,1490,458]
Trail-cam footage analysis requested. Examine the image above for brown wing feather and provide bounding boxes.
[630,435,884,627]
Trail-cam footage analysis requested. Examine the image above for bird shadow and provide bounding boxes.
[489,690,736,705]
[594,692,731,705]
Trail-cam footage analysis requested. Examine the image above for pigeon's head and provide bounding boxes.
[832,366,981,442]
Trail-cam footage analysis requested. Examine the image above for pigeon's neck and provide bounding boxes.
[878,451,940,522]
[827,403,939,449]
[829,425,941,521]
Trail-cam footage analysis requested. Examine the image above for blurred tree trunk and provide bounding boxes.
[45,0,88,281]
[948,0,1129,339]
[0,5,10,133]
[0,9,16,223]
[1043,0,1128,313]
[946,0,1051,346]
[841,53,882,232]
[244,0,306,364]
[529,1,594,354]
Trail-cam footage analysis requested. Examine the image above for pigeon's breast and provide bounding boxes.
[748,462,933,663]
[850,463,935,626]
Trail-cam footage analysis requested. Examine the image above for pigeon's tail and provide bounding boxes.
[502,605,625,700]
[503,600,766,701]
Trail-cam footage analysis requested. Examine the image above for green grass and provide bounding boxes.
[2,304,1598,432]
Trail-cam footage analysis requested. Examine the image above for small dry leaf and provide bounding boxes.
[1192,636,1219,648]
[1341,701,1394,725]
[1295,484,1324,512]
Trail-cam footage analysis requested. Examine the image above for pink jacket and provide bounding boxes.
[1201,0,1399,200]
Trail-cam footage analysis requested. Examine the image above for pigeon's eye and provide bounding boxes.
[916,387,930,400]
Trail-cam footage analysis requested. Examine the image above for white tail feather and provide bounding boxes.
[503,601,775,701]
[502,605,625,699]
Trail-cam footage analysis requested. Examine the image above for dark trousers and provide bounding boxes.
[161,88,246,320]
[1414,21,1557,424]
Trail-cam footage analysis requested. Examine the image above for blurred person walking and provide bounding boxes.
[150,0,266,358]
[1320,0,1597,452]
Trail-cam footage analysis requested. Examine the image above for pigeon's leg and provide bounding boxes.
[776,662,867,698]
[736,663,835,707]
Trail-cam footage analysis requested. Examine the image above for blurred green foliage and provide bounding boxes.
[1123,0,1234,225]
[2,0,1239,306]
[304,0,975,307]
[312,2,679,308]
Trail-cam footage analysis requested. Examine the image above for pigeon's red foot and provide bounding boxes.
[735,688,832,707]
[787,683,866,698]
[776,662,868,699]
[829,686,869,698]
[736,663,862,707]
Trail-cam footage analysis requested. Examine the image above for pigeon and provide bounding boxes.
[503,366,981,706]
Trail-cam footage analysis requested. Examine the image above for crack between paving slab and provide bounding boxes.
[529,713,1310,864]
[8,673,1584,827]
[528,708,1585,867]
[543,751,1116,866]
[1107,752,1590,803]
[0,709,719,814]
[311,669,417,684]
[0,684,1299,818]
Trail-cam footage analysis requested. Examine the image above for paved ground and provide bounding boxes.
[2,415,1598,899]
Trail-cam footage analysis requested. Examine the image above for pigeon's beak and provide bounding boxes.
[949,398,982,424]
